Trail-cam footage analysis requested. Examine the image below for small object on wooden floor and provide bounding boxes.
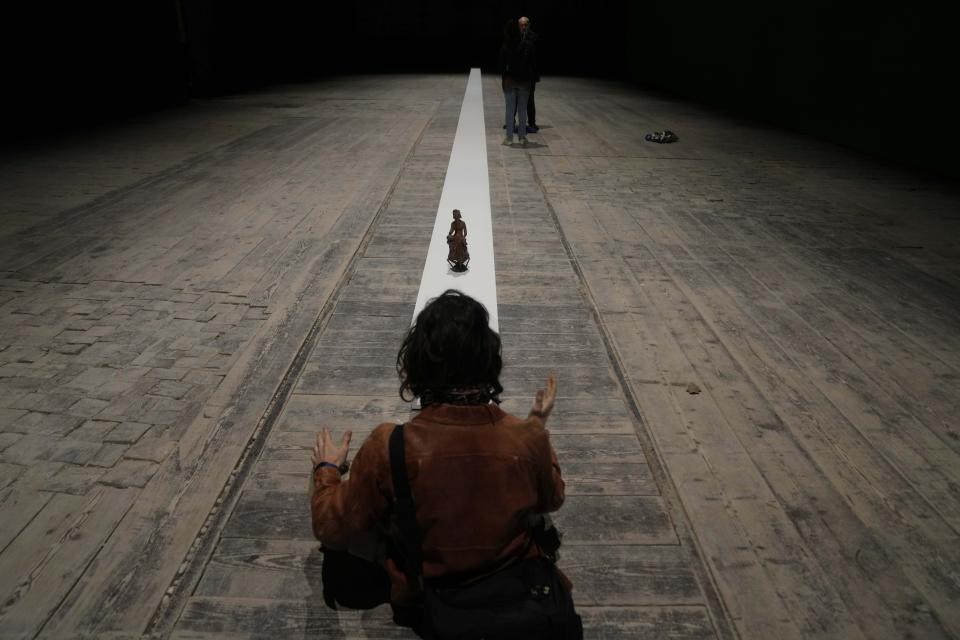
[645,130,679,143]
[686,382,702,395]
[447,209,470,272]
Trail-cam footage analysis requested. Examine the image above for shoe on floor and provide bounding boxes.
[526,125,539,133]
[503,137,513,146]
[519,137,528,147]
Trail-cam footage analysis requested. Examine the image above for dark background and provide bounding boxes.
[4,1,957,178]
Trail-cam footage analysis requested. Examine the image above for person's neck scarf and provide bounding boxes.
[420,387,499,406]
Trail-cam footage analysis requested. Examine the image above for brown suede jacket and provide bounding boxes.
[311,402,565,598]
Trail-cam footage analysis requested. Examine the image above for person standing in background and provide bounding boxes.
[500,18,537,147]
[519,16,540,133]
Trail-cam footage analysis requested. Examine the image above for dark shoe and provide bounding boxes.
[526,124,539,133]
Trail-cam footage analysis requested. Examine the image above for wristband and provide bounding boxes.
[314,461,351,475]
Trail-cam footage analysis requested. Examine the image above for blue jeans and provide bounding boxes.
[504,87,529,139]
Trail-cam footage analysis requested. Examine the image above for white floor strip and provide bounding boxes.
[411,69,498,332]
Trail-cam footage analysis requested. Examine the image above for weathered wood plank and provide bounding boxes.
[171,598,716,640]
[499,332,605,348]
[171,596,411,639]
[676,255,960,530]
[562,545,703,606]
[729,246,960,452]
[553,496,677,546]
[221,494,319,542]
[549,434,647,463]
[194,539,702,610]
[578,606,717,640]
[600,212,960,634]
[550,461,659,496]
[33,98,439,637]
[492,396,634,434]
[799,247,960,371]
[547,195,850,639]
[262,431,642,469]
[596,262,916,639]
[652,258,960,635]
[193,539,323,600]
[689,255,960,529]
[501,365,622,399]
[330,300,415,319]
[314,329,409,350]
[603,301,825,640]
[0,479,54,553]
[246,457,656,496]
[0,487,136,638]
[296,364,402,395]
[324,313,409,332]
[273,394,411,434]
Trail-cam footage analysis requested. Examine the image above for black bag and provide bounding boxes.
[319,545,391,610]
[389,424,583,640]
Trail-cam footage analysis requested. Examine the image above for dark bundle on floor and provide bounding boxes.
[645,130,679,143]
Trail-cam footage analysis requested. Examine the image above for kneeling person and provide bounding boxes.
[310,290,580,638]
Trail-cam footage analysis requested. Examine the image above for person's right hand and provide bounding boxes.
[529,375,557,425]
[312,427,352,468]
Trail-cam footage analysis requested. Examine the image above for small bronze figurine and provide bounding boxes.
[446,209,469,272]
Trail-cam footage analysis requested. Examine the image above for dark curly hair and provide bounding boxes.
[397,290,503,405]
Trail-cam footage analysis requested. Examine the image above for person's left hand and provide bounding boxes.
[529,375,557,425]
[312,427,353,468]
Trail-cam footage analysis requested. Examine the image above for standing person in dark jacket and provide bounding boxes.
[499,18,537,147]
[519,16,540,133]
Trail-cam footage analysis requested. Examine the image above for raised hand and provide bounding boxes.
[529,375,557,425]
[312,427,353,468]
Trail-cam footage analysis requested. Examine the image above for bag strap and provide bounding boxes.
[389,423,424,586]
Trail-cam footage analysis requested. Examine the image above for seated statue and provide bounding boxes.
[446,209,469,272]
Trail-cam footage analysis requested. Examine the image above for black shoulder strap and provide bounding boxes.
[389,423,423,585]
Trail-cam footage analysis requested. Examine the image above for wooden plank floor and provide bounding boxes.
[1,74,959,639]
[523,78,960,639]
[170,77,719,640]
[0,76,464,639]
